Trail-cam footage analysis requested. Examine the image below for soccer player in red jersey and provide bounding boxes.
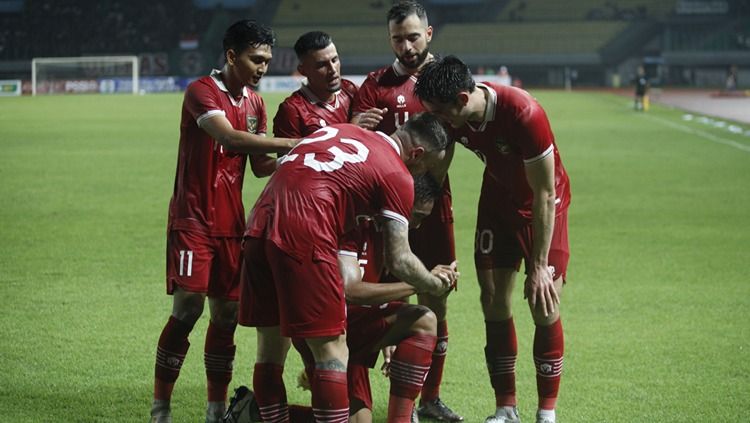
[415,56,571,423]
[280,175,451,423]
[351,3,461,420]
[151,20,297,423]
[273,31,357,138]
[238,115,457,423]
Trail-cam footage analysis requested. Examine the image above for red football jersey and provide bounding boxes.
[273,79,357,138]
[168,70,267,237]
[246,124,413,262]
[352,60,423,134]
[339,219,385,284]
[451,82,571,226]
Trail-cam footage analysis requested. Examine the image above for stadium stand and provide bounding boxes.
[0,0,747,88]
[432,21,628,55]
[498,0,676,21]
[272,0,387,26]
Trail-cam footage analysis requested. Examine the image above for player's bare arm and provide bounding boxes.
[351,107,388,130]
[381,218,456,296]
[201,114,298,154]
[338,253,417,305]
[523,152,560,317]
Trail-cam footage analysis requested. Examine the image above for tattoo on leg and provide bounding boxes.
[315,359,346,372]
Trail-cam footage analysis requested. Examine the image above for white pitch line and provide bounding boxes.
[640,113,750,154]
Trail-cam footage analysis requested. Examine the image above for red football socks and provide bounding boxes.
[310,369,349,423]
[154,316,193,401]
[534,318,564,410]
[204,321,236,402]
[388,333,437,422]
[485,318,518,407]
[421,320,448,402]
[253,363,290,422]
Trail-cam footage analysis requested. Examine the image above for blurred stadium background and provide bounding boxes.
[1,0,748,95]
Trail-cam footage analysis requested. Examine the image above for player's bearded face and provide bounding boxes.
[231,44,273,89]
[301,43,342,94]
[389,15,432,71]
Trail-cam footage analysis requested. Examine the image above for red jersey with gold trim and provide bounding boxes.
[273,79,357,138]
[168,70,267,237]
[451,82,570,227]
[245,124,413,263]
[352,60,422,134]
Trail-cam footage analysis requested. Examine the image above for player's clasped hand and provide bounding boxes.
[524,265,560,317]
[430,260,459,295]
[353,107,388,130]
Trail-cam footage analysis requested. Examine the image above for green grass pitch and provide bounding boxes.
[1,90,749,422]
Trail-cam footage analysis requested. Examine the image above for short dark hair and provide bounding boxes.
[223,20,275,54]
[387,0,428,24]
[294,31,332,59]
[401,112,449,151]
[413,173,442,204]
[415,55,475,104]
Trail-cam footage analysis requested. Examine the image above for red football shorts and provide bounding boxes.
[409,182,456,270]
[165,230,242,300]
[238,237,347,338]
[474,206,570,281]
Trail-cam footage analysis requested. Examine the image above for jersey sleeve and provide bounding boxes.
[184,81,224,128]
[273,99,304,138]
[377,170,414,227]
[351,74,379,115]
[516,104,556,165]
[338,228,361,256]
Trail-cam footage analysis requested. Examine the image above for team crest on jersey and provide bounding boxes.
[457,136,469,146]
[319,118,327,127]
[246,115,258,134]
[396,94,407,108]
[495,138,512,155]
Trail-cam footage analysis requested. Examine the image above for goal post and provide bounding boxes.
[31,56,139,95]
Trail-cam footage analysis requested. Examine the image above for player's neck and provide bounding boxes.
[220,66,245,99]
[309,84,336,104]
[468,87,489,123]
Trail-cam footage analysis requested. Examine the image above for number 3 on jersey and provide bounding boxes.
[279,126,369,172]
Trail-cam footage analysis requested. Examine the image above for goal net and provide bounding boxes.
[31,56,139,95]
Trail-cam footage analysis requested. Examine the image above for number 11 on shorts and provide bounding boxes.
[179,250,193,277]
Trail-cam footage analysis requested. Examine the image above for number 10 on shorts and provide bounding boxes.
[179,250,193,277]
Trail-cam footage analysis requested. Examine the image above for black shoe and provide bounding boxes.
[223,386,261,423]
[418,398,464,422]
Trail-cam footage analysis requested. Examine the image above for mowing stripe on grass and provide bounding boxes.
[640,113,750,153]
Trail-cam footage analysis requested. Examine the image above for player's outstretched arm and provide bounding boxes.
[338,254,417,305]
[381,219,456,296]
[201,114,298,154]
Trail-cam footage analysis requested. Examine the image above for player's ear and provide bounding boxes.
[226,49,236,66]
[457,91,470,107]
[410,145,426,160]
[426,25,433,42]
[297,63,305,77]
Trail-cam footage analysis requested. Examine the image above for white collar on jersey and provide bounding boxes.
[466,82,497,133]
[376,131,401,156]
[210,69,249,102]
[300,80,341,112]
